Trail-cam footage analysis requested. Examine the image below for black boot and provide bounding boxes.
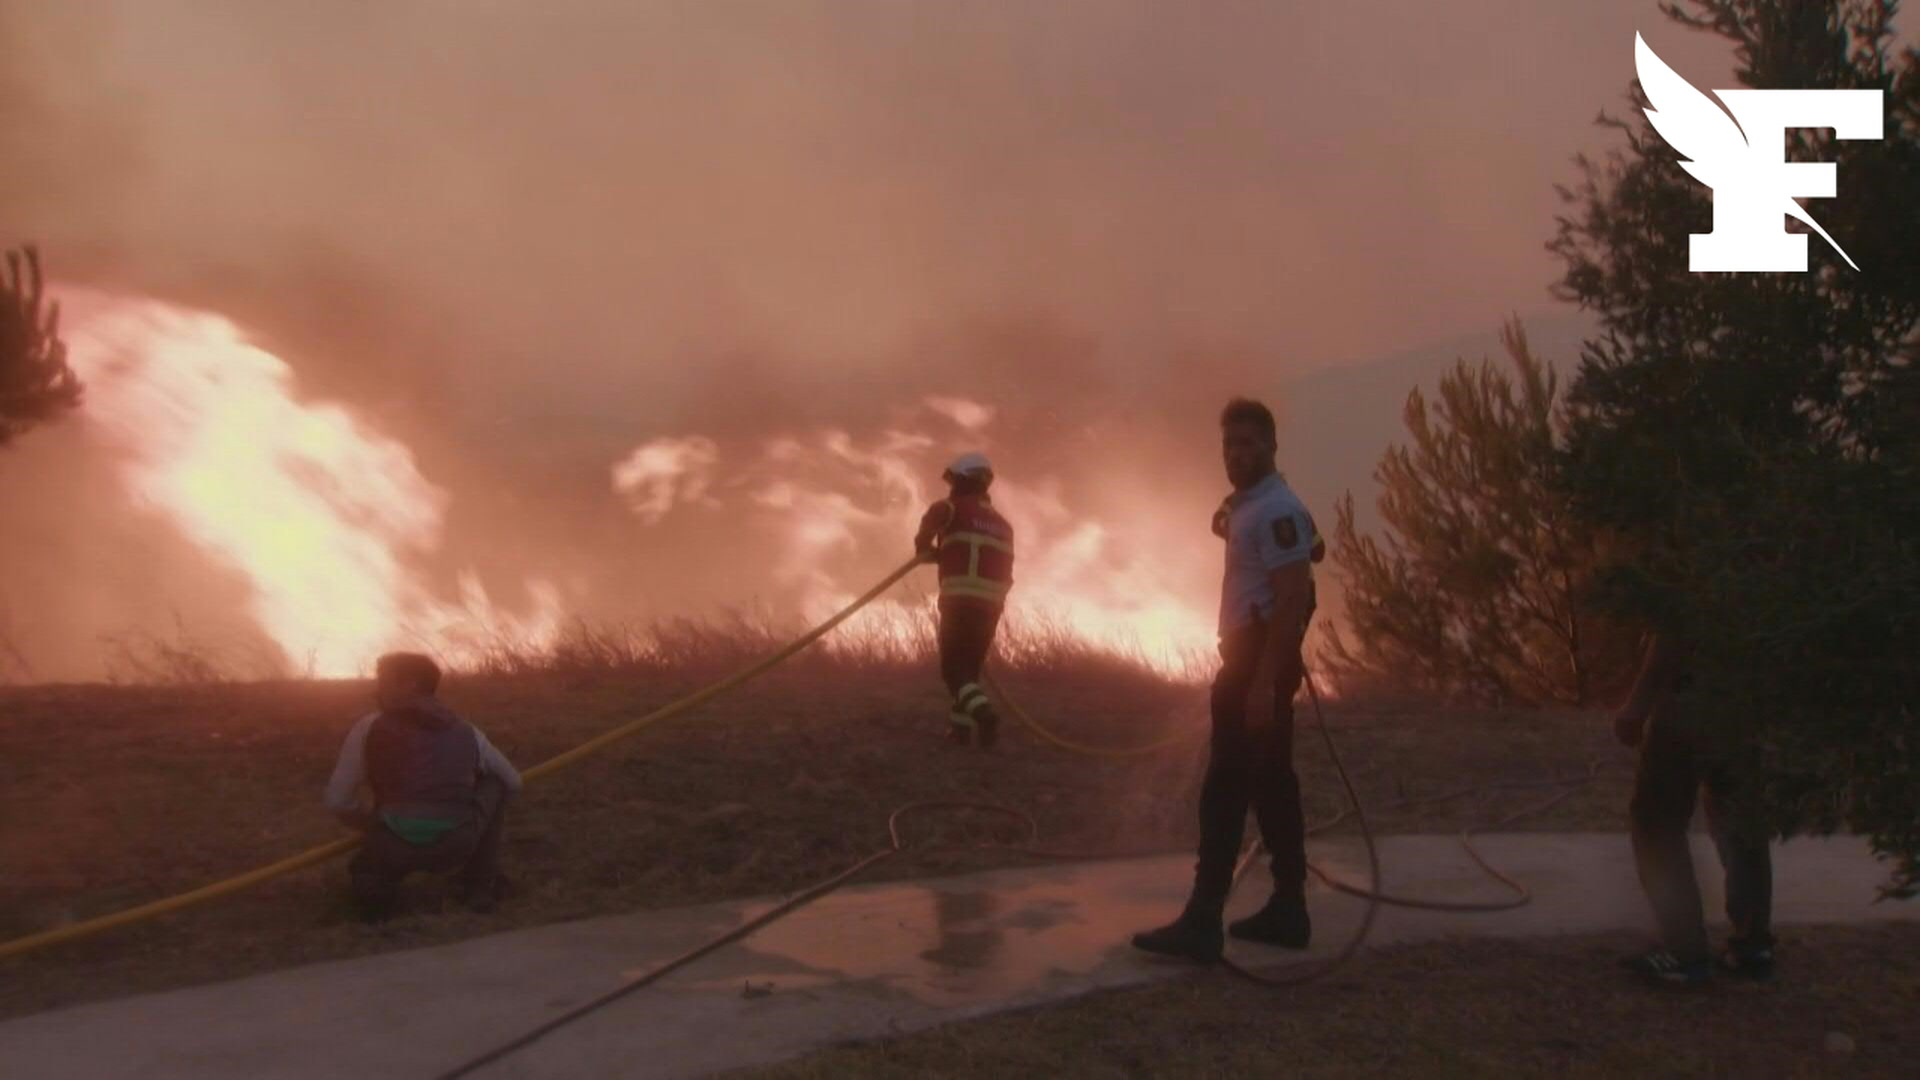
[975,706,1000,750]
[946,709,974,746]
[458,872,512,915]
[1228,892,1311,949]
[1131,899,1225,963]
[354,895,396,925]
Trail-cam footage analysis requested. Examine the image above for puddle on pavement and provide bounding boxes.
[670,866,1189,1009]
[637,848,1385,1009]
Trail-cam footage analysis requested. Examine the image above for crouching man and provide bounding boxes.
[324,652,521,921]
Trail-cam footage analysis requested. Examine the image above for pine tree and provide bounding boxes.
[1322,320,1637,706]
[1,244,82,448]
[1552,0,1920,895]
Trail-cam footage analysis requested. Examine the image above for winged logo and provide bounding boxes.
[1635,32,1860,271]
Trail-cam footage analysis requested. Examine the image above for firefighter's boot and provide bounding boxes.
[946,710,975,746]
[954,682,997,750]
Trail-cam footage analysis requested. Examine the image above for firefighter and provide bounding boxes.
[914,451,1015,748]
[1133,397,1326,963]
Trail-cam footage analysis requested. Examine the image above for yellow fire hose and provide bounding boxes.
[0,558,925,963]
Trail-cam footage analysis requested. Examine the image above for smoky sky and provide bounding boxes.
[0,1,1756,680]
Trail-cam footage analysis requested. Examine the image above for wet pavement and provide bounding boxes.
[2,833,1912,1079]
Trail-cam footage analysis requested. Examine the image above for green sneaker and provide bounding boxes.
[1621,947,1712,986]
[1719,940,1775,981]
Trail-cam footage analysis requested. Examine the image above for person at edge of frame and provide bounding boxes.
[1615,630,1776,985]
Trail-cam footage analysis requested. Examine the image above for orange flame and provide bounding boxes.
[612,435,720,525]
[48,293,1272,687]
[61,291,562,678]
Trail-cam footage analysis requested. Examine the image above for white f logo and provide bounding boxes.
[1635,33,1883,272]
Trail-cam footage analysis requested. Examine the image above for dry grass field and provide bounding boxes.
[1,622,1630,1022]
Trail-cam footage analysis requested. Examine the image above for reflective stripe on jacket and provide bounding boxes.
[918,494,1014,603]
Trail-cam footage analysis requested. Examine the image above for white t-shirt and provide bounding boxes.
[1217,472,1318,635]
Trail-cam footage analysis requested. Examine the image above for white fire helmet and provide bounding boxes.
[944,451,993,480]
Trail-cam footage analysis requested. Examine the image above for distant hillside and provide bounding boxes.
[1279,311,1597,537]
[1276,311,1597,635]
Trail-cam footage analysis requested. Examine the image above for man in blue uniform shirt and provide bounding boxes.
[1133,397,1325,963]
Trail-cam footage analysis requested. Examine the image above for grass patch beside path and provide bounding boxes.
[3,660,1627,1021]
[739,923,1920,1079]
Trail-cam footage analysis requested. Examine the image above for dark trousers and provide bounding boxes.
[350,774,511,908]
[1190,617,1308,919]
[938,597,1003,726]
[1630,708,1773,960]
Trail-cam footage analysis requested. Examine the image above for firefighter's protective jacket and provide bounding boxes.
[915,494,1015,604]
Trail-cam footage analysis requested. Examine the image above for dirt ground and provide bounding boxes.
[739,923,1920,1079]
[0,656,1629,1021]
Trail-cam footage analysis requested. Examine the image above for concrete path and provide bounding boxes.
[2,833,1911,1079]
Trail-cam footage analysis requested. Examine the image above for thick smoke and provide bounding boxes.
[0,2,1740,681]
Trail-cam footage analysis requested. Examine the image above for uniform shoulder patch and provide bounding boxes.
[1271,515,1298,549]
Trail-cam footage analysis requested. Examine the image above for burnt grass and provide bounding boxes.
[1,650,1630,1021]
